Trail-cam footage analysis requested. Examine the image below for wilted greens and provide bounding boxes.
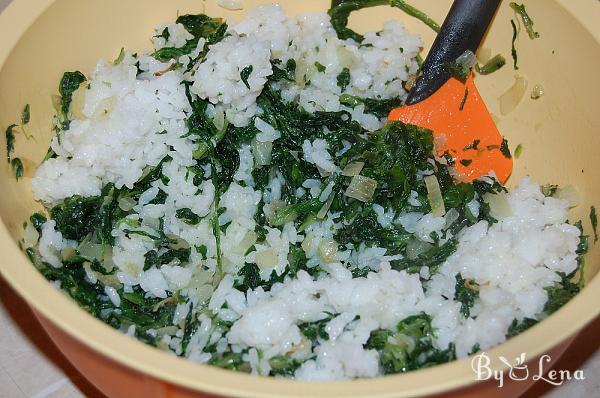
[510,2,540,40]
[329,0,439,43]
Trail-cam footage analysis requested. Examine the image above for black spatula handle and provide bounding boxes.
[405,0,501,105]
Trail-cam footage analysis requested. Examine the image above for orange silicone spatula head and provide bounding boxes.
[389,0,513,183]
[389,74,513,183]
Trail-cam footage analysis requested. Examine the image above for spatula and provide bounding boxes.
[388,0,513,183]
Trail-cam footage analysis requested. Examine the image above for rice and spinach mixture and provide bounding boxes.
[23,3,587,380]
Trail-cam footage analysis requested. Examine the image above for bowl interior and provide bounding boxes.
[0,0,599,397]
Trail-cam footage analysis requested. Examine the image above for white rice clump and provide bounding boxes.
[30,4,582,381]
[32,53,193,204]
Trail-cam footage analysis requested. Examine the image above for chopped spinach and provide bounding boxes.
[208,352,249,371]
[269,355,302,376]
[152,14,228,63]
[5,124,17,162]
[506,317,538,338]
[21,104,30,125]
[329,0,439,43]
[50,195,102,240]
[144,247,191,270]
[543,272,581,315]
[300,316,332,342]
[500,138,512,159]
[391,238,459,274]
[270,197,323,227]
[510,19,519,70]
[590,206,598,243]
[240,65,253,89]
[270,59,296,82]
[366,314,455,374]
[339,93,403,118]
[29,212,47,233]
[445,61,470,83]
[336,67,351,91]
[236,263,262,292]
[464,139,480,151]
[314,61,326,73]
[510,2,540,40]
[175,208,202,225]
[177,14,225,39]
[454,274,479,318]
[11,158,24,180]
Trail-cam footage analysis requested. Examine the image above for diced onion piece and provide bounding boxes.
[301,232,315,253]
[476,47,492,64]
[78,241,104,261]
[97,273,122,289]
[406,238,433,260]
[238,230,257,254]
[424,175,446,216]
[318,239,338,263]
[317,192,335,219]
[251,139,273,167]
[70,83,88,120]
[102,246,115,273]
[143,217,161,230]
[83,262,98,284]
[456,49,477,69]
[168,234,190,250]
[153,296,177,312]
[195,284,214,305]
[156,326,179,336]
[483,193,513,219]
[344,175,377,202]
[157,341,171,351]
[336,45,359,69]
[294,59,309,88]
[393,333,417,354]
[23,223,39,248]
[51,95,62,112]
[187,269,212,290]
[499,75,528,115]
[118,196,136,211]
[531,83,545,100]
[92,96,117,120]
[554,185,580,207]
[264,199,286,225]
[444,208,460,229]
[317,166,333,178]
[255,248,279,269]
[342,161,365,177]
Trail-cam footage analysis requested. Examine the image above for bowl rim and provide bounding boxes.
[0,0,599,397]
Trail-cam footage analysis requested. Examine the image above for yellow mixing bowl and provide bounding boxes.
[0,1,599,397]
